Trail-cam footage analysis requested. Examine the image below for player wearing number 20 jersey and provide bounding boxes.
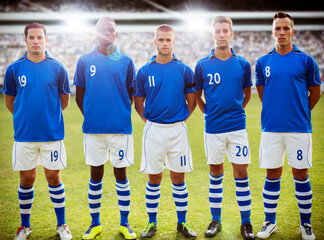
[195,48,252,134]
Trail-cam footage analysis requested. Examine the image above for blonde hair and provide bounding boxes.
[154,24,175,39]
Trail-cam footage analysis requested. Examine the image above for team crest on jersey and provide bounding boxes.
[18,75,27,87]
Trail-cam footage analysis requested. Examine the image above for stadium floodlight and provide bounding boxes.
[62,13,94,34]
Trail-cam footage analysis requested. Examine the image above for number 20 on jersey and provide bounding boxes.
[208,73,221,85]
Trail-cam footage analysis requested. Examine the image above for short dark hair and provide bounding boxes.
[24,22,47,37]
[273,12,294,27]
[211,16,233,31]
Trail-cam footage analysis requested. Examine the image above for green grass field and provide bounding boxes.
[0,94,323,240]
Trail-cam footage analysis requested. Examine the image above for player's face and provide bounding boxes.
[154,30,175,56]
[212,22,233,50]
[24,28,47,55]
[96,21,117,47]
[272,17,295,48]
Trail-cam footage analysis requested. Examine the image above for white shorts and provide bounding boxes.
[140,120,193,174]
[12,140,67,171]
[259,132,312,169]
[204,129,251,165]
[84,134,134,168]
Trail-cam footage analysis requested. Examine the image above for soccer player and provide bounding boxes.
[73,17,136,240]
[2,22,72,240]
[195,16,255,240]
[255,12,321,240]
[134,24,197,239]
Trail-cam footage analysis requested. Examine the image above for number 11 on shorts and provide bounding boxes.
[180,155,186,166]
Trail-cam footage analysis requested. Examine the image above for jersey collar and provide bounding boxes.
[92,45,121,55]
[20,50,52,60]
[149,53,179,64]
[209,48,237,59]
[269,44,300,54]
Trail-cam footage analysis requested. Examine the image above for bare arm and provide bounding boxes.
[134,96,147,122]
[127,87,134,105]
[256,85,264,103]
[185,92,197,120]
[308,85,321,110]
[196,89,205,114]
[60,94,70,111]
[75,86,85,115]
[242,86,252,108]
[4,94,15,114]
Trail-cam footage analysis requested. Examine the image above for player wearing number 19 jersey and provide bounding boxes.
[74,17,136,240]
[255,12,321,240]
[195,16,255,240]
[3,22,72,240]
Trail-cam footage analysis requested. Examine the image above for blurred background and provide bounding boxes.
[0,0,323,94]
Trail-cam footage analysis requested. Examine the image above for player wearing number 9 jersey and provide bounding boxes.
[73,17,137,240]
[255,12,321,240]
[3,22,72,240]
[195,16,255,240]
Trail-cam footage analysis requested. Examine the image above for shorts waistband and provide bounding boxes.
[146,120,184,128]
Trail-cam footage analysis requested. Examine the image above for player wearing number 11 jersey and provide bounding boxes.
[195,16,254,240]
[255,12,321,240]
[73,17,136,240]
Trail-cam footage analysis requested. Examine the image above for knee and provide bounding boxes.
[20,174,36,188]
[149,173,163,185]
[46,171,61,186]
[114,167,127,182]
[292,168,308,180]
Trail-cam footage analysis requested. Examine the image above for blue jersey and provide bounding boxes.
[195,49,252,134]
[135,55,196,124]
[255,45,321,133]
[2,51,71,142]
[73,46,135,134]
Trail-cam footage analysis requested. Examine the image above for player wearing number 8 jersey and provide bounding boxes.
[134,24,197,239]
[2,22,72,240]
[255,12,321,240]
[73,17,136,240]
[195,16,255,240]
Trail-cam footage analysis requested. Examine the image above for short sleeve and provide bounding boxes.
[255,58,265,86]
[243,60,253,88]
[134,67,146,97]
[305,56,321,87]
[58,64,71,95]
[126,59,135,89]
[184,65,196,94]
[195,63,204,90]
[73,56,86,88]
[2,64,17,96]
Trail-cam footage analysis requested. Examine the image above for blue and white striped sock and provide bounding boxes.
[48,182,65,226]
[235,177,252,224]
[172,182,188,225]
[209,174,223,222]
[116,178,131,225]
[88,179,103,226]
[294,176,312,225]
[18,185,34,227]
[263,177,281,224]
[146,182,160,224]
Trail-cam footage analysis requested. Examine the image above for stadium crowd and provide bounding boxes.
[1,30,323,92]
